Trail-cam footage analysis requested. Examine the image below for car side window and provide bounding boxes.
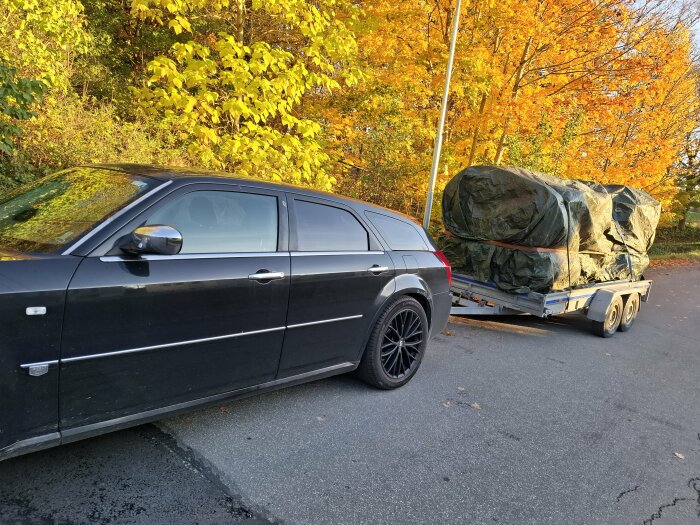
[295,200,369,251]
[146,191,278,254]
[365,211,428,251]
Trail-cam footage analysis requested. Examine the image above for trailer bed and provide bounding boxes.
[450,273,652,336]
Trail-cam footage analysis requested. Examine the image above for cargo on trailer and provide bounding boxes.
[440,165,660,294]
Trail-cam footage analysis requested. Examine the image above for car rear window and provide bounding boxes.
[365,211,428,251]
[295,200,368,251]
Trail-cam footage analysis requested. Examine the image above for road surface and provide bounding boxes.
[1,263,699,524]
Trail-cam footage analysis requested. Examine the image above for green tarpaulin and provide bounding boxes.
[441,166,660,293]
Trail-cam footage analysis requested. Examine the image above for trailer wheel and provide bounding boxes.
[618,293,640,332]
[591,295,623,338]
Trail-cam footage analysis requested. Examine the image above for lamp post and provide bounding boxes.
[423,0,462,230]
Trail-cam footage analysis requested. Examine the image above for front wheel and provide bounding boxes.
[356,296,429,389]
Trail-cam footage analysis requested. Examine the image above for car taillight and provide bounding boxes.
[434,250,452,285]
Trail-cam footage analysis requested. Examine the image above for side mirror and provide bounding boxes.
[123,225,183,256]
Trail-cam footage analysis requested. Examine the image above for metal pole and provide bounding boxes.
[423,0,462,230]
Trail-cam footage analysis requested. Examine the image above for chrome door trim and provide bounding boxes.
[291,251,385,257]
[0,432,62,462]
[100,252,289,262]
[59,315,363,364]
[100,251,385,261]
[62,181,173,256]
[61,326,286,363]
[286,314,363,330]
[19,360,59,369]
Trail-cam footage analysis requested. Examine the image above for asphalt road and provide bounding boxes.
[1,263,699,524]
[0,425,266,525]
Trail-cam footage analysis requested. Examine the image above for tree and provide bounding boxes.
[0,0,698,229]
[0,0,187,184]
[323,0,700,219]
[0,0,90,90]
[130,0,362,190]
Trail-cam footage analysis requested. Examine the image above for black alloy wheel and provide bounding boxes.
[381,309,424,379]
[357,296,429,389]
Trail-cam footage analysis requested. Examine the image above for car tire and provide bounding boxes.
[356,296,429,390]
[591,295,624,338]
[618,293,640,332]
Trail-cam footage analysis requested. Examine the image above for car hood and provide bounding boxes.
[0,249,37,261]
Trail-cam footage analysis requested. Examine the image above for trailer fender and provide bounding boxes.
[641,281,652,302]
[586,290,621,322]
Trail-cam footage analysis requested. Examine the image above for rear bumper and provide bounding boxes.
[430,291,452,338]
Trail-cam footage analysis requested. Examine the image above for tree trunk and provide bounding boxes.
[233,0,252,135]
[493,129,507,165]
[467,93,487,166]
[494,36,533,165]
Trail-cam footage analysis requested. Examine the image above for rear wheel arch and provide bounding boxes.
[355,284,433,363]
[406,292,431,328]
[374,286,432,333]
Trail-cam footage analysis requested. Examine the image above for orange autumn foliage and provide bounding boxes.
[319,0,699,223]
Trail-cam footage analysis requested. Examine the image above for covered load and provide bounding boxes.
[606,184,662,276]
[441,165,660,293]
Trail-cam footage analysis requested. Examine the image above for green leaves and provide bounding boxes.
[0,63,44,155]
[0,0,90,91]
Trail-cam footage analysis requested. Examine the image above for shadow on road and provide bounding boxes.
[0,425,261,525]
[448,312,594,337]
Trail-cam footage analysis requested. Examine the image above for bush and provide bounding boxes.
[649,227,700,259]
[1,96,191,189]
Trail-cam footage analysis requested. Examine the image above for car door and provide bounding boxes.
[0,257,81,453]
[276,195,395,378]
[59,184,290,430]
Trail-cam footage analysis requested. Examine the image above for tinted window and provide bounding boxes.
[146,191,277,253]
[366,211,428,251]
[0,168,161,254]
[295,200,368,251]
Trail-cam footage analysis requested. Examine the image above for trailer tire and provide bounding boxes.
[618,293,640,332]
[356,296,428,390]
[591,295,623,338]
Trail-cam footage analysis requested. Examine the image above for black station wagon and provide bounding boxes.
[0,165,452,460]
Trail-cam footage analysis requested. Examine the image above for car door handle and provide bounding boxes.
[248,271,285,281]
[367,265,389,274]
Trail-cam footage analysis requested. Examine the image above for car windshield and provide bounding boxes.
[0,167,162,254]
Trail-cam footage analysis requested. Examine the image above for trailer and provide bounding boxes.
[449,273,652,337]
